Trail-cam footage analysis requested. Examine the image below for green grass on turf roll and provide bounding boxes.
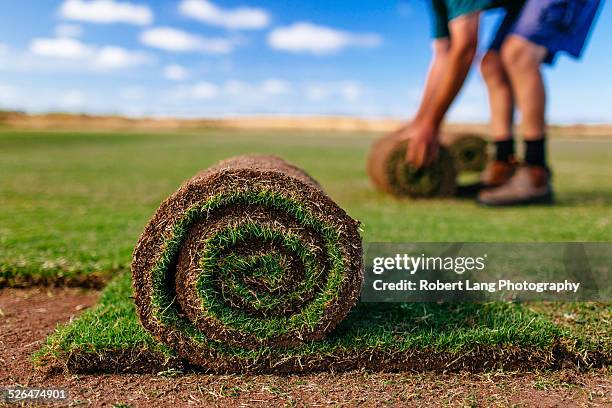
[131,155,362,367]
[368,132,457,198]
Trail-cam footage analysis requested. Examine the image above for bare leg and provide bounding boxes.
[477,35,553,206]
[480,50,514,141]
[501,35,547,140]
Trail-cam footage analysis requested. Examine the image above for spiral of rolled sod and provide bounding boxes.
[367,131,457,197]
[131,155,362,366]
[441,132,488,172]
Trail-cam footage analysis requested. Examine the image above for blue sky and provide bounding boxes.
[0,0,609,123]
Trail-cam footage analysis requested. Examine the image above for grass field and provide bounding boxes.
[0,128,610,373]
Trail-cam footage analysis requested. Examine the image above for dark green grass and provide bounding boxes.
[0,129,610,371]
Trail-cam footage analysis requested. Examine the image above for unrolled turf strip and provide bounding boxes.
[131,155,363,368]
[36,271,610,374]
[441,133,488,173]
[368,131,457,198]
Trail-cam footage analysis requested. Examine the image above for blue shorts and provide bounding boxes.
[489,0,602,65]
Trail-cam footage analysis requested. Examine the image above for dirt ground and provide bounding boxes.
[0,288,610,407]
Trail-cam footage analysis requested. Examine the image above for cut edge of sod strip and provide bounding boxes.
[34,272,611,375]
[0,266,116,290]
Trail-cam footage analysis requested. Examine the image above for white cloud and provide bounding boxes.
[224,80,249,96]
[163,64,190,81]
[173,78,293,102]
[305,84,331,102]
[305,81,364,103]
[140,27,234,54]
[30,37,93,59]
[91,46,149,70]
[339,81,363,103]
[174,82,220,99]
[59,90,85,108]
[179,0,270,30]
[29,37,149,70]
[261,79,292,96]
[223,79,291,98]
[190,82,220,99]
[55,24,83,38]
[268,22,382,55]
[59,0,153,25]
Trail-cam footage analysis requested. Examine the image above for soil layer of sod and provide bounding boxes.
[0,271,111,290]
[368,132,457,198]
[131,155,363,367]
[35,272,611,374]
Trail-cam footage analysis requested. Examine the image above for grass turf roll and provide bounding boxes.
[367,131,457,198]
[441,132,488,172]
[131,155,362,367]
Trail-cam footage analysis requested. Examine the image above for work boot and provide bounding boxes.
[456,159,517,198]
[477,165,554,206]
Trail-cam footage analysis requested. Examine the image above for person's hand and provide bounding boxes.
[405,121,440,168]
[396,122,412,141]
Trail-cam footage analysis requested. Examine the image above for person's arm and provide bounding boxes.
[397,39,449,135]
[413,38,450,123]
[407,13,480,168]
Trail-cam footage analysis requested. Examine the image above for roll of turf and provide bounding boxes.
[441,132,488,172]
[132,155,362,367]
[367,131,457,198]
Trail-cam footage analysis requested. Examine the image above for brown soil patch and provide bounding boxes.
[0,288,99,384]
[1,288,610,407]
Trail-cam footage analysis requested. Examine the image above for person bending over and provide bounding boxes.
[405,0,600,206]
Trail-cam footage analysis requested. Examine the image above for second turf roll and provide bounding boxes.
[441,132,488,172]
[368,131,457,198]
[132,155,362,365]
